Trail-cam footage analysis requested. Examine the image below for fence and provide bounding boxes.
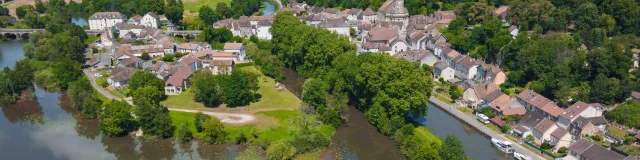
[523,141,568,160]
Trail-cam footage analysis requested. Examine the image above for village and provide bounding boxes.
[71,0,640,159]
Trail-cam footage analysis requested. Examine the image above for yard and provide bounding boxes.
[457,107,472,113]
[160,66,301,112]
[84,36,100,45]
[182,0,233,13]
[607,125,627,140]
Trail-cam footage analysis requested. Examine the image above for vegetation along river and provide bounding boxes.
[1,40,507,159]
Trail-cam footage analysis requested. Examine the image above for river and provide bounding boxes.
[261,1,276,16]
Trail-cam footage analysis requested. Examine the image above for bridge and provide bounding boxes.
[0,29,200,39]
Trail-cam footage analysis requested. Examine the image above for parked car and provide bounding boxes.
[94,73,102,77]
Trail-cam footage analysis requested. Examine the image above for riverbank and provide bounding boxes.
[428,96,548,160]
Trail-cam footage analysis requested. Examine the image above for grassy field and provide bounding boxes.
[84,36,100,45]
[607,126,627,140]
[415,126,443,145]
[457,107,472,113]
[105,87,126,98]
[483,123,502,133]
[183,0,233,13]
[161,66,301,112]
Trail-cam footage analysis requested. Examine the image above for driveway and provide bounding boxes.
[84,69,122,100]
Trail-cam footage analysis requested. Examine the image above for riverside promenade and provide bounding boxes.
[428,96,548,160]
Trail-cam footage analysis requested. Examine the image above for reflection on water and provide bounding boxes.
[72,17,88,27]
[416,105,509,160]
[330,106,404,160]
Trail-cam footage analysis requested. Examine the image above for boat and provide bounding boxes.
[514,151,531,160]
[491,138,514,153]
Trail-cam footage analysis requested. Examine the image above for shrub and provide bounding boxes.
[267,141,296,160]
[141,52,150,60]
[202,117,226,144]
[625,136,634,145]
[96,77,108,87]
[481,107,497,118]
[525,135,535,142]
[194,112,210,132]
[175,122,193,142]
[501,125,510,134]
[591,134,603,142]
[236,133,248,144]
[162,54,175,62]
[174,52,184,58]
[558,146,567,154]
[540,142,551,150]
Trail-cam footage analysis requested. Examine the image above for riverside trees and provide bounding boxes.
[189,69,259,107]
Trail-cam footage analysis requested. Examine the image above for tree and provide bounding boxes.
[175,122,193,142]
[134,98,174,138]
[190,72,222,107]
[558,146,568,154]
[481,107,497,118]
[215,2,232,19]
[81,94,102,119]
[302,79,327,107]
[100,100,137,137]
[141,52,151,60]
[16,5,35,19]
[35,0,46,13]
[165,0,184,25]
[540,142,551,149]
[456,2,494,25]
[129,71,165,92]
[52,59,81,90]
[440,135,469,160]
[199,6,218,26]
[266,141,297,160]
[202,117,226,144]
[221,69,259,106]
[249,35,259,44]
[349,27,356,37]
[0,5,8,16]
[449,84,463,101]
[507,0,555,30]
[606,101,640,129]
[132,85,165,105]
[163,54,175,61]
[194,112,210,132]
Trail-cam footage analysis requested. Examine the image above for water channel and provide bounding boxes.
[261,1,276,16]
[0,42,508,159]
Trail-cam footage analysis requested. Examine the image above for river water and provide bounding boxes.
[261,1,276,16]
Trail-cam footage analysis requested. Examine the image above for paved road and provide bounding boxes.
[429,97,547,160]
[84,69,122,100]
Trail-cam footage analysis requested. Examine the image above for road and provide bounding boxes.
[83,69,257,124]
[429,97,547,160]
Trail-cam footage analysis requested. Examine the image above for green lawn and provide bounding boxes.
[171,36,186,43]
[415,126,443,145]
[183,0,233,12]
[84,36,100,45]
[607,126,627,140]
[160,66,301,112]
[484,123,502,133]
[170,111,204,138]
[437,95,453,104]
[457,107,472,113]
[105,87,126,98]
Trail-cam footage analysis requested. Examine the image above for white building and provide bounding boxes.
[223,43,246,61]
[256,20,273,40]
[317,18,351,37]
[89,12,127,30]
[141,12,160,28]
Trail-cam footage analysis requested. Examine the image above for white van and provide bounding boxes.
[477,114,490,124]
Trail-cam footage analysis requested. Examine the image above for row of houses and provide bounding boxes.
[89,12,164,30]
[105,42,247,95]
[212,16,274,40]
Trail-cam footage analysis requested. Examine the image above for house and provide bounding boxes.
[493,6,509,23]
[256,20,273,40]
[631,91,640,101]
[89,12,127,30]
[247,16,274,26]
[570,116,608,140]
[361,27,408,55]
[165,66,194,95]
[203,60,234,75]
[532,118,557,145]
[179,55,203,72]
[433,62,454,81]
[517,90,564,121]
[513,112,546,139]
[482,63,506,85]
[376,0,409,23]
[347,8,363,22]
[451,55,484,80]
[151,61,167,74]
[462,83,500,109]
[557,101,604,129]
[305,14,325,26]
[317,17,351,37]
[550,127,571,150]
[566,138,635,160]
[392,50,438,67]
[223,43,246,61]
[117,56,142,68]
[112,23,146,38]
[141,12,160,28]
[362,8,377,23]
[323,8,342,18]
[442,48,460,66]
[508,25,519,39]
[488,93,526,116]
[90,53,112,70]
[127,15,142,25]
[108,66,136,87]
[177,42,211,53]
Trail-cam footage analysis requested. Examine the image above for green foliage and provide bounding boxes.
[132,85,165,106]
[190,72,222,107]
[68,78,102,118]
[100,100,137,137]
[455,2,495,25]
[246,43,284,80]
[199,27,233,45]
[175,122,194,142]
[540,142,552,150]
[229,0,262,18]
[165,0,184,25]
[140,52,151,60]
[16,5,35,19]
[0,60,34,103]
[481,107,497,118]
[162,54,175,62]
[52,59,82,90]
[501,125,510,134]
[249,35,259,44]
[302,79,327,107]
[396,129,441,160]
[287,129,330,154]
[134,98,174,138]
[626,136,634,145]
[606,101,640,129]
[221,69,260,106]
[449,84,463,101]
[558,146,568,154]
[194,112,210,132]
[591,134,603,142]
[198,5,219,26]
[202,117,227,144]
[440,135,470,160]
[266,141,296,160]
[81,95,102,119]
[96,77,109,87]
[129,71,165,92]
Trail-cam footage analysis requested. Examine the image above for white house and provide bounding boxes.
[392,50,438,67]
[508,25,519,39]
[556,101,604,129]
[107,66,136,87]
[89,12,127,30]
[256,20,272,40]
[433,62,454,81]
[317,18,351,37]
[362,8,377,23]
[165,66,194,95]
[177,42,211,53]
[141,12,160,28]
[223,43,246,61]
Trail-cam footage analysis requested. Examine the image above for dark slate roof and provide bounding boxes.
[519,112,545,128]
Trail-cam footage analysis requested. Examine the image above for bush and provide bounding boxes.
[194,112,210,132]
[174,52,184,58]
[540,142,552,150]
[592,134,603,142]
[175,122,193,142]
[236,133,248,144]
[141,52,150,60]
[525,135,534,142]
[625,136,634,145]
[202,117,226,144]
[96,77,108,87]
[501,125,510,134]
[162,54,175,62]
[481,107,497,118]
[267,141,296,160]
[235,62,254,67]
[558,146,567,154]
[288,129,330,153]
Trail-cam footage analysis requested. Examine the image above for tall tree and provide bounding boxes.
[129,71,165,92]
[221,69,259,106]
[198,6,218,26]
[190,72,222,107]
[202,117,226,144]
[440,135,469,160]
[100,100,137,137]
[134,98,174,138]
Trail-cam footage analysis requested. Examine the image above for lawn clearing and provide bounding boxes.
[607,125,627,140]
[169,111,204,138]
[484,123,502,133]
[84,36,100,45]
[457,107,472,113]
[161,90,205,109]
[182,0,233,13]
[437,95,453,104]
[415,126,442,145]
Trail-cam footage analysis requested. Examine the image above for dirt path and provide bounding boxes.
[168,108,256,124]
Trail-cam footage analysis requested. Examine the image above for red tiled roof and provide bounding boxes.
[560,101,590,120]
[490,116,505,127]
[541,103,565,117]
[534,118,555,133]
[223,43,243,50]
[551,127,569,139]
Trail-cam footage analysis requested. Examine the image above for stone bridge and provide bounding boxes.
[1,29,201,39]
[0,29,107,39]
